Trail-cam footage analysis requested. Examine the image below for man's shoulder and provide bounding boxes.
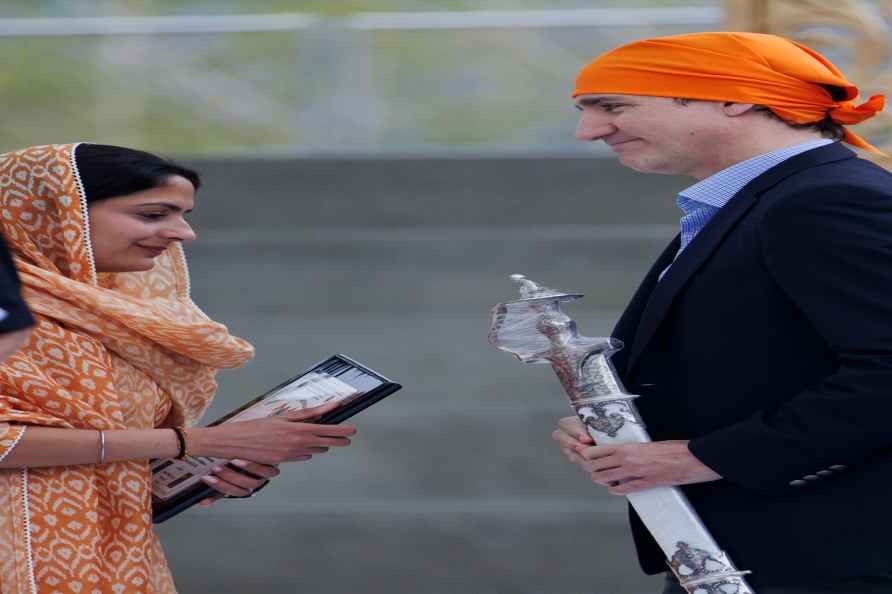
[757,153,892,208]
[745,154,892,243]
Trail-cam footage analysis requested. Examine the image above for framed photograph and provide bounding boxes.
[151,354,401,523]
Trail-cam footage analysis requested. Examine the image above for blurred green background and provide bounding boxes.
[0,0,718,17]
[0,1,719,154]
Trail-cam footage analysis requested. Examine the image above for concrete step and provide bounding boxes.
[158,509,664,594]
[184,156,687,229]
[185,231,676,315]
[202,312,624,412]
[199,399,617,502]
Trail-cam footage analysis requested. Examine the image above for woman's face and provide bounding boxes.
[88,175,197,273]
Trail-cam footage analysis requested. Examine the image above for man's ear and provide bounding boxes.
[722,102,756,117]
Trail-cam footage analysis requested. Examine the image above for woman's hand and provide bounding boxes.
[189,401,356,505]
[188,400,357,466]
[199,459,280,502]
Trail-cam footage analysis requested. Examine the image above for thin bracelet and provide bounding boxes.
[97,430,106,465]
[171,427,192,460]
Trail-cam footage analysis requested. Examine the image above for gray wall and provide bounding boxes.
[156,156,688,594]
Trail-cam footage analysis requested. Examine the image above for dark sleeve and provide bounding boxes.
[0,233,34,333]
[688,184,892,496]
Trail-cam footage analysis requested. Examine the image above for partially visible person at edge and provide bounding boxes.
[0,222,35,361]
[551,32,892,593]
[0,143,357,593]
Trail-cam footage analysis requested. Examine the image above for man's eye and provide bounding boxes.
[602,104,621,113]
[138,213,166,220]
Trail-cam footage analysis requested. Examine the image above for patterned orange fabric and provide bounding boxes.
[0,144,254,593]
[573,32,886,154]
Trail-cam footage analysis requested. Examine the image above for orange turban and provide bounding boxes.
[573,32,886,154]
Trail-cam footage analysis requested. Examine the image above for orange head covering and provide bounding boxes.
[573,32,886,154]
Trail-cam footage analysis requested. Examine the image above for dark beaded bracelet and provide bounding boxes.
[171,427,190,460]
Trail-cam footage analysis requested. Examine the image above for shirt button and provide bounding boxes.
[803,475,820,481]
[828,465,847,471]
[789,480,807,487]
[816,470,833,477]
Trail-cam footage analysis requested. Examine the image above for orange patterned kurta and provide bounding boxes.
[0,144,254,593]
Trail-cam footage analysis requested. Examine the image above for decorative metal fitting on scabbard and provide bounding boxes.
[668,541,753,594]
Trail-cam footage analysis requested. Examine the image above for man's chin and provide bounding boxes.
[617,156,652,173]
[619,157,678,176]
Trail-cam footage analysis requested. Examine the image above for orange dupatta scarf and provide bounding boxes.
[0,144,254,593]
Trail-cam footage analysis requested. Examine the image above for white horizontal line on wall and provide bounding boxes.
[0,7,721,37]
[0,13,319,36]
[347,7,722,30]
[192,225,679,244]
[202,497,627,516]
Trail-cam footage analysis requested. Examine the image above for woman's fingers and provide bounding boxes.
[305,423,357,437]
[280,400,342,422]
[202,464,268,497]
[201,474,252,497]
[315,435,353,447]
[198,494,225,507]
[229,460,280,479]
[213,465,269,489]
[276,419,356,439]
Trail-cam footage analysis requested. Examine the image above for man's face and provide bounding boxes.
[574,93,729,179]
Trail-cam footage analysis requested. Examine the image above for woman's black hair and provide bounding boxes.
[74,144,201,203]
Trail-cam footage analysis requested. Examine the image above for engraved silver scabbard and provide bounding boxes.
[488,274,755,594]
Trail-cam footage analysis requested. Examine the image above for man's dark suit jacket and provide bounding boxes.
[610,142,892,587]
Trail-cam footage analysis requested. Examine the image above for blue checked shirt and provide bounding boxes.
[660,139,833,279]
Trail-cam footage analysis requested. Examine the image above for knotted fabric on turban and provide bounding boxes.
[573,32,886,154]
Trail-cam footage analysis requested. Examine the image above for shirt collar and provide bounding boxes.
[678,138,834,212]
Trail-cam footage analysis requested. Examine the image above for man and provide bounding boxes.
[552,32,892,593]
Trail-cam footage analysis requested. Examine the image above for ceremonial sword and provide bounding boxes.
[489,274,755,594]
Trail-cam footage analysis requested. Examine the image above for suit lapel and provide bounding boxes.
[622,142,857,374]
[611,235,679,376]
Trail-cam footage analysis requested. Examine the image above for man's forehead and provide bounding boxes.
[573,93,642,106]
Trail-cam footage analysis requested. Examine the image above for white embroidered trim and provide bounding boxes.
[21,468,36,594]
[175,244,192,299]
[0,425,27,463]
[69,142,98,284]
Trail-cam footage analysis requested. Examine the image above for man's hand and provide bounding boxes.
[552,415,594,464]
[577,440,721,495]
[552,416,721,495]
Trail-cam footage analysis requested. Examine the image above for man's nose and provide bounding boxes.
[161,218,197,242]
[575,113,616,141]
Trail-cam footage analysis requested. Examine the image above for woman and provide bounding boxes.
[0,143,356,593]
